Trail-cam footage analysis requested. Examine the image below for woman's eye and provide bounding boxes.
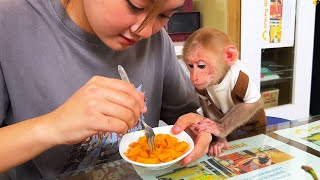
[198,64,206,69]
[126,0,144,11]
[188,64,194,68]
[159,14,171,19]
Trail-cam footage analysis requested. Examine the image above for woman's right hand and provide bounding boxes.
[44,76,146,145]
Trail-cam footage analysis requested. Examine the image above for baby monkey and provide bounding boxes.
[182,27,266,156]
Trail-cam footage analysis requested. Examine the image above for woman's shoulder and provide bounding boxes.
[0,0,32,13]
[1,0,50,15]
[0,0,51,31]
[0,0,47,23]
[0,0,28,39]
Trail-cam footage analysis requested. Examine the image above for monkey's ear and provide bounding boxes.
[224,46,238,65]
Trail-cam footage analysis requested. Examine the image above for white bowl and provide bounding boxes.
[119,125,194,170]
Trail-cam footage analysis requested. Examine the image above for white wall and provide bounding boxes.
[241,0,315,120]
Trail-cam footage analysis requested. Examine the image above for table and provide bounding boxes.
[49,116,320,180]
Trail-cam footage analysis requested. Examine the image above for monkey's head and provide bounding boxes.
[183,28,238,90]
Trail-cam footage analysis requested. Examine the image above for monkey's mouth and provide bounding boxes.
[194,83,207,90]
[193,82,207,86]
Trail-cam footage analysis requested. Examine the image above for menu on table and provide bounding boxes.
[275,120,320,152]
[134,134,320,180]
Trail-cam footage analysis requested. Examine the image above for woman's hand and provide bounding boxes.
[171,113,212,166]
[45,76,146,145]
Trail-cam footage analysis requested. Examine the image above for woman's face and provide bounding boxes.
[71,0,185,50]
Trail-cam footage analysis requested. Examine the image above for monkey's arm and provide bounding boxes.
[195,97,264,137]
[219,97,264,137]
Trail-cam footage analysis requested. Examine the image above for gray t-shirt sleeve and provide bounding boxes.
[0,64,9,124]
[159,32,200,125]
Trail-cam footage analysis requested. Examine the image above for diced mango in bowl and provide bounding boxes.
[124,134,189,164]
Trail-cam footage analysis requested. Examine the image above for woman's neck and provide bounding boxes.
[61,0,94,33]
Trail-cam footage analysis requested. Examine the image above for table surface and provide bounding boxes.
[48,116,320,180]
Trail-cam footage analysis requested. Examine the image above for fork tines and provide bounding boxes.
[141,118,156,152]
[147,127,156,152]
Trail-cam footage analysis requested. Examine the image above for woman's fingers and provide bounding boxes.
[91,97,136,129]
[172,113,205,134]
[51,76,147,145]
[90,76,146,113]
[85,84,141,122]
[94,114,129,134]
[81,76,146,129]
[180,132,211,166]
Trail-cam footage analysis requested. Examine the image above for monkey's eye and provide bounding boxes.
[188,64,194,68]
[197,64,206,69]
[197,61,206,69]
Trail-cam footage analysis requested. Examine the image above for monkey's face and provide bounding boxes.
[184,48,228,90]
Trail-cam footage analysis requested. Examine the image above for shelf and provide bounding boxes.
[261,64,293,87]
[261,77,293,87]
[260,47,295,109]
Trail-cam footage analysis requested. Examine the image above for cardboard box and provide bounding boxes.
[261,88,279,109]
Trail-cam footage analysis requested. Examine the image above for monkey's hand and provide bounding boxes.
[208,137,230,156]
[194,118,224,137]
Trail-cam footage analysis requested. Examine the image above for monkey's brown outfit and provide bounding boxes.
[196,60,266,140]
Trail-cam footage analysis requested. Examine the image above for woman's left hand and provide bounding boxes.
[171,113,212,166]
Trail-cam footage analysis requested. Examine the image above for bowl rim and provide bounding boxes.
[119,125,195,168]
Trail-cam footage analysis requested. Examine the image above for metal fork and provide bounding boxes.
[117,65,156,152]
[140,114,156,152]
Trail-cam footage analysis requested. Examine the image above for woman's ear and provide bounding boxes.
[224,45,238,65]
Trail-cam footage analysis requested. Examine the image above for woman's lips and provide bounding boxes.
[119,35,136,45]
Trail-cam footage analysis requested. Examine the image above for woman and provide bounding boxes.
[0,0,211,179]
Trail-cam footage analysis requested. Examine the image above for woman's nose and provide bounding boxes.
[131,18,154,39]
[136,23,153,39]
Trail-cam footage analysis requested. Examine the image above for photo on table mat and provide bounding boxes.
[156,164,223,180]
[208,145,294,178]
[275,120,320,152]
